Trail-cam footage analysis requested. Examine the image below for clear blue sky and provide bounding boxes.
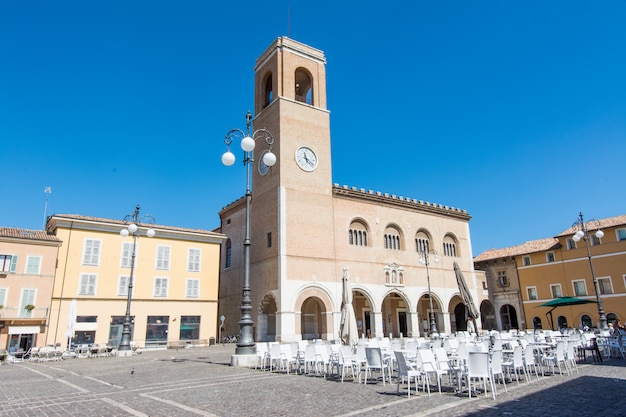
[2,1,625,257]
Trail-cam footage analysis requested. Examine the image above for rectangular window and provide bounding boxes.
[590,235,601,246]
[566,239,576,250]
[10,255,17,273]
[573,280,587,296]
[598,277,613,295]
[76,315,97,322]
[546,251,556,263]
[118,275,130,296]
[153,277,168,297]
[267,232,272,248]
[497,271,509,287]
[527,287,538,300]
[120,242,134,268]
[79,273,97,296]
[187,248,201,272]
[0,255,12,273]
[522,256,531,266]
[19,288,36,318]
[225,240,232,269]
[550,284,562,298]
[0,287,7,306]
[156,246,171,270]
[82,239,102,266]
[618,229,626,241]
[25,256,42,274]
[186,279,199,298]
[180,315,200,340]
[146,315,169,345]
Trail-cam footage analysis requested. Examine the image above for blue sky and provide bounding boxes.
[2,1,625,257]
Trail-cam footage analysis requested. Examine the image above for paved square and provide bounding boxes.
[1,345,625,416]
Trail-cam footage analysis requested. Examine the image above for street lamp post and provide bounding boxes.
[571,212,607,330]
[221,111,276,355]
[119,205,155,353]
[418,248,439,337]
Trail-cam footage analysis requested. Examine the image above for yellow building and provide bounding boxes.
[475,214,626,331]
[46,213,226,349]
[0,228,61,353]
[218,37,488,344]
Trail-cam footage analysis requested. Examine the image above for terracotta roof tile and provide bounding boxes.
[554,213,626,237]
[0,227,61,242]
[473,237,560,262]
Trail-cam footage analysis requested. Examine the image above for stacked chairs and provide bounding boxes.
[523,344,541,381]
[503,345,529,384]
[329,345,357,382]
[542,341,569,376]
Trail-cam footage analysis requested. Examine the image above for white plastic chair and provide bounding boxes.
[364,347,389,385]
[394,350,423,398]
[465,351,496,400]
[489,349,507,395]
[542,342,569,376]
[255,342,270,370]
[503,345,529,384]
[330,345,357,382]
[523,345,540,381]
[417,348,442,394]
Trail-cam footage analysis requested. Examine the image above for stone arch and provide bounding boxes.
[381,290,411,338]
[480,300,497,331]
[293,285,334,341]
[417,291,443,336]
[295,67,313,105]
[351,286,375,339]
[499,304,519,330]
[257,292,278,342]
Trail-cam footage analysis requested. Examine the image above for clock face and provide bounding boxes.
[258,151,271,176]
[295,146,318,171]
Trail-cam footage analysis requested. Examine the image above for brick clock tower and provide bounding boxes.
[248,37,336,342]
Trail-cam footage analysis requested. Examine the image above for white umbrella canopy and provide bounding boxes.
[65,299,77,350]
[340,267,359,346]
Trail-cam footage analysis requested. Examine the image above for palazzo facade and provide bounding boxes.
[218,37,487,343]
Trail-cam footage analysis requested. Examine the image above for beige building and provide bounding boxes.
[45,213,226,349]
[0,227,61,353]
[218,37,487,343]
[475,214,626,331]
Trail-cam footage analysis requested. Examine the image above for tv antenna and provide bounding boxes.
[43,186,52,230]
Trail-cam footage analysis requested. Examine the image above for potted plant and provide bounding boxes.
[24,304,35,312]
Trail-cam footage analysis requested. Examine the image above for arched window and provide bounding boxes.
[443,234,459,257]
[415,230,431,254]
[295,68,313,105]
[263,72,273,108]
[581,314,592,329]
[349,220,368,247]
[557,315,568,329]
[225,239,232,268]
[532,316,543,330]
[384,225,402,250]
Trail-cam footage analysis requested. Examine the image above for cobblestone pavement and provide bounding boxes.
[1,345,625,417]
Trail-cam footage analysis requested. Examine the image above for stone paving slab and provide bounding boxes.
[1,345,625,416]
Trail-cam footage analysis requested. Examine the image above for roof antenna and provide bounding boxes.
[43,186,52,230]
